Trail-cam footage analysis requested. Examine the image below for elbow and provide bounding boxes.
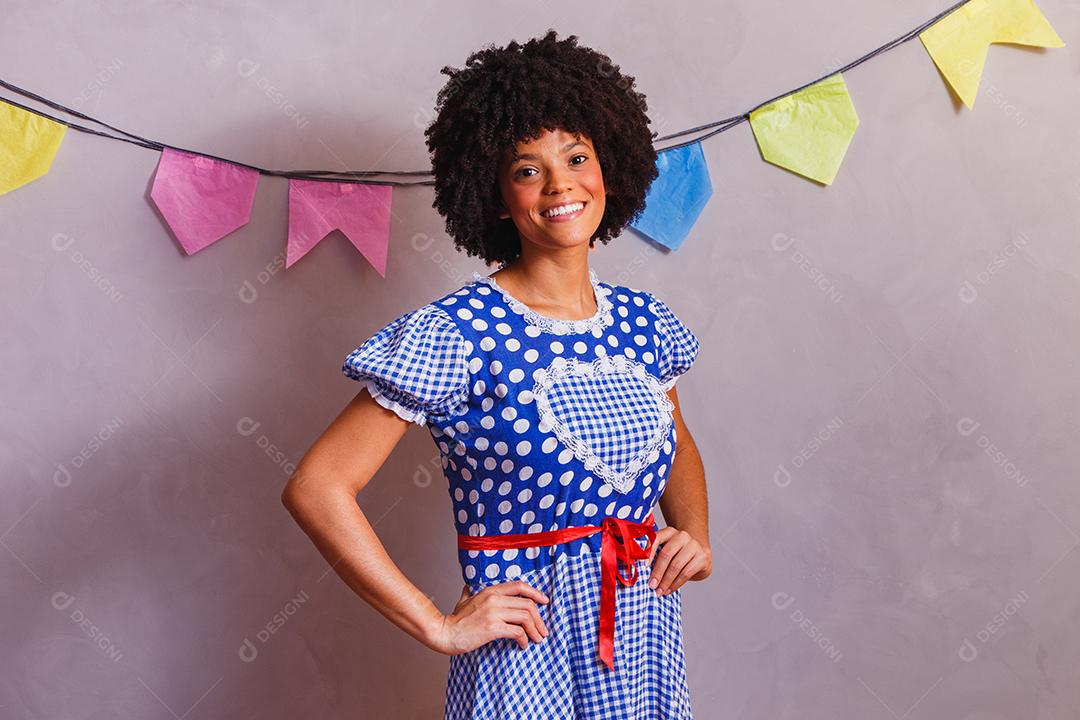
[281,461,346,514]
[280,469,310,514]
[280,482,300,514]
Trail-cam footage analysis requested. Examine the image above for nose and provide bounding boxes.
[544,168,574,195]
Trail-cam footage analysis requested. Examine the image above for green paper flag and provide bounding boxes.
[748,73,859,186]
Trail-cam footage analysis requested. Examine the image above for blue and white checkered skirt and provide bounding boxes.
[444,547,693,719]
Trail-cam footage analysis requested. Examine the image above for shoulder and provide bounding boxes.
[600,279,679,322]
[427,278,481,318]
[625,283,699,348]
[341,296,474,425]
[378,273,488,338]
[594,279,656,315]
[343,297,469,372]
[364,301,462,345]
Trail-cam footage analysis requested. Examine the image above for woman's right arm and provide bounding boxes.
[280,389,550,655]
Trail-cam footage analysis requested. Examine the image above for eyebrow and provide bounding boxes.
[511,140,587,163]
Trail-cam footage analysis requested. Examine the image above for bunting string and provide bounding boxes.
[0,0,975,177]
[654,0,973,152]
[0,0,1065,272]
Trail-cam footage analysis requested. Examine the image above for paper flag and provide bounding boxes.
[748,73,859,186]
[286,179,393,274]
[0,101,67,196]
[919,0,1064,110]
[149,148,260,255]
[628,141,713,251]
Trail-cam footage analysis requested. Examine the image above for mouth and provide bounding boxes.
[539,200,587,222]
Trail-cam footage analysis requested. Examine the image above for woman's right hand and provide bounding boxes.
[429,581,551,655]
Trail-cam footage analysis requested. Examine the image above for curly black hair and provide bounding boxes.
[424,30,659,266]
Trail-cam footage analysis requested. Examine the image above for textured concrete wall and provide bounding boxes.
[3,1,1079,718]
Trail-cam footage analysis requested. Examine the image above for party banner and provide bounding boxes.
[150,148,260,255]
[629,141,713,251]
[0,101,67,196]
[748,73,860,186]
[0,0,1068,264]
[286,179,394,274]
[920,0,1064,109]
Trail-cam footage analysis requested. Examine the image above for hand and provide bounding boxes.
[428,581,551,656]
[646,526,712,596]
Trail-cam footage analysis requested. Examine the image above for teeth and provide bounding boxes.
[542,202,584,218]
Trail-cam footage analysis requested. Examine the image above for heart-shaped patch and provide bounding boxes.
[532,354,674,494]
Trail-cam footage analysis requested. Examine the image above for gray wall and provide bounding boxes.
[3,1,1079,718]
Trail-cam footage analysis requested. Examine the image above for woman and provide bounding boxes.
[282,30,712,719]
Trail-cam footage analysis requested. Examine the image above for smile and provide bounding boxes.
[540,201,586,221]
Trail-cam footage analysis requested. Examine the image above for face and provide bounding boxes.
[497,127,606,253]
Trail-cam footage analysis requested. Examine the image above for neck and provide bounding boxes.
[495,254,596,319]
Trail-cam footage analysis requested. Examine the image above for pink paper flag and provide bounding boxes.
[286,179,393,275]
[149,148,260,255]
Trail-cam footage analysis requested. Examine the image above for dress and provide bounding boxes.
[342,263,700,720]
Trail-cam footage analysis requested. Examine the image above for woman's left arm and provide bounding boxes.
[649,385,713,595]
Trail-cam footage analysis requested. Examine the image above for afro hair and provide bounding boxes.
[423,29,659,266]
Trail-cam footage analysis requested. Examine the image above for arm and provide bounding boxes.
[652,385,713,588]
[281,389,551,655]
[280,389,447,650]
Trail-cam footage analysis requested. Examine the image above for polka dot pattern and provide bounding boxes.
[357,269,700,589]
[342,265,700,713]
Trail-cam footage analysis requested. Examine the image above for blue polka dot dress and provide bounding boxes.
[342,262,700,719]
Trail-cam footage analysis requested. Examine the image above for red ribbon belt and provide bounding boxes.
[457,512,657,672]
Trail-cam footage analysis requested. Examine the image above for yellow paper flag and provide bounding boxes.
[920,0,1064,110]
[0,100,67,196]
[748,73,859,186]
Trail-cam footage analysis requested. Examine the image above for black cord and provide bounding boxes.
[653,0,971,153]
[0,0,972,183]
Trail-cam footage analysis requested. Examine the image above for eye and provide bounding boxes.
[570,154,589,165]
[515,166,538,178]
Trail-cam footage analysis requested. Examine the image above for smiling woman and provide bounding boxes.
[495,128,608,258]
[284,28,709,720]
[423,29,661,266]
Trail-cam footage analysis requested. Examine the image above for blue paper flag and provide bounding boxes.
[628,141,712,250]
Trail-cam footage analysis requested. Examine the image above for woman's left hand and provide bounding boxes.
[646,526,712,596]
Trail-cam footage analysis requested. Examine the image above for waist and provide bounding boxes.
[457,511,657,552]
[456,511,659,673]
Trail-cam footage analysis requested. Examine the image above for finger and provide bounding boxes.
[647,527,677,565]
[488,580,550,605]
[500,596,549,636]
[649,549,672,591]
[494,623,530,650]
[656,552,695,595]
[498,606,546,644]
[648,534,686,589]
[666,556,708,593]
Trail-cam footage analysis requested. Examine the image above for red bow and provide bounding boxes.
[458,512,657,671]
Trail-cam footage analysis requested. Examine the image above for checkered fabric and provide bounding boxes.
[342,303,470,426]
[542,364,670,486]
[444,547,693,720]
[341,269,700,717]
[646,292,701,391]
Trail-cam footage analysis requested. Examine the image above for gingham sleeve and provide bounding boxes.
[646,291,700,391]
[342,303,470,426]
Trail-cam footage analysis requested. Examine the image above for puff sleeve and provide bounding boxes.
[342,303,471,426]
[646,291,701,391]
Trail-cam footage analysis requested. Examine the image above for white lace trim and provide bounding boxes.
[359,379,428,427]
[471,263,615,336]
[532,354,675,494]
